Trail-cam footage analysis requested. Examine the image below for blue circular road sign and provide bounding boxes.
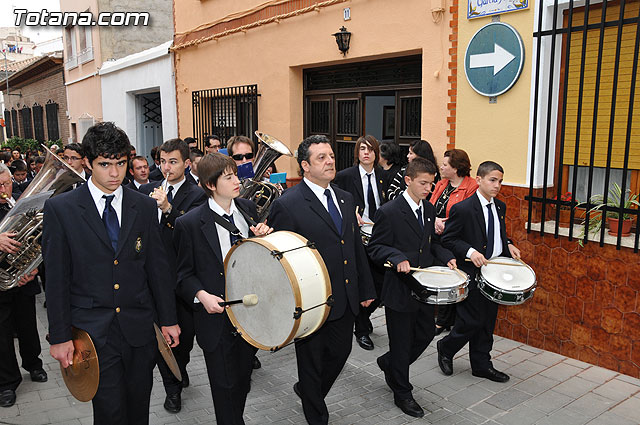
[464,22,525,97]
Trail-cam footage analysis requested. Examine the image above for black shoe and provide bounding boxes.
[29,368,48,383]
[356,334,374,351]
[394,397,424,418]
[181,371,189,388]
[376,356,394,389]
[293,382,302,400]
[472,367,510,383]
[163,393,181,413]
[0,390,16,408]
[437,340,453,376]
[253,356,261,370]
[434,325,450,336]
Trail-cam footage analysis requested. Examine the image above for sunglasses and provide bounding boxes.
[231,153,254,161]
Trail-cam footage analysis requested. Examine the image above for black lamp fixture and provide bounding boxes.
[332,26,351,56]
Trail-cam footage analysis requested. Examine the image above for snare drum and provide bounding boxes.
[224,231,332,351]
[477,257,536,305]
[360,223,374,246]
[410,267,469,304]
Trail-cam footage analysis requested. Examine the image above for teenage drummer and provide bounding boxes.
[367,158,456,418]
[173,152,272,424]
[333,135,385,351]
[436,161,521,383]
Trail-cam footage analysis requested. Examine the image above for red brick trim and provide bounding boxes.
[447,0,459,150]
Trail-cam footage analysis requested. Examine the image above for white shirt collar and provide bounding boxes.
[133,180,146,189]
[476,191,493,207]
[358,164,375,179]
[87,176,123,204]
[208,197,238,217]
[402,189,422,212]
[190,171,199,184]
[304,177,332,197]
[162,177,186,195]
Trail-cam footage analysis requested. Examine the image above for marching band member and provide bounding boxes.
[140,138,207,413]
[367,158,456,418]
[173,152,271,424]
[437,161,521,383]
[268,135,376,425]
[125,156,150,190]
[333,135,385,351]
[43,122,180,425]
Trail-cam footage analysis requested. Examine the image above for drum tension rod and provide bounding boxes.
[293,295,334,320]
[270,241,317,260]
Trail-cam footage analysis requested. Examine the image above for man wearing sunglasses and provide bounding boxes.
[227,136,255,165]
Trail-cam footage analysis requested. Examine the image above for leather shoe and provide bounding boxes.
[394,397,424,418]
[377,356,394,389]
[472,367,510,383]
[0,390,16,408]
[181,371,189,388]
[163,393,181,413]
[437,340,453,376]
[29,368,48,383]
[253,355,261,369]
[293,382,302,399]
[356,334,374,351]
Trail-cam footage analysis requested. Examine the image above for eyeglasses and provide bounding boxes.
[63,155,82,162]
[231,153,254,161]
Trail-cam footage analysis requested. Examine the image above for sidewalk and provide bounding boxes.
[2,293,639,424]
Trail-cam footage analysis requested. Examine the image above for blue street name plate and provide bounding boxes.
[464,22,524,97]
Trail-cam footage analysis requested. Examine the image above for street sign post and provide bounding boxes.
[464,22,524,97]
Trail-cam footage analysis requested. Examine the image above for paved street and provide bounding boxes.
[2,293,639,425]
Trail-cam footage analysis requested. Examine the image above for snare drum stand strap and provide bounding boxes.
[293,295,334,319]
[270,241,316,260]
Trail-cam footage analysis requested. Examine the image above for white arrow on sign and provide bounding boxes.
[469,43,515,76]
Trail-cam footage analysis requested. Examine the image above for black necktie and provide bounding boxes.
[223,214,240,246]
[366,173,377,219]
[102,195,119,252]
[167,185,174,203]
[324,189,343,233]
[416,206,424,231]
[486,203,495,259]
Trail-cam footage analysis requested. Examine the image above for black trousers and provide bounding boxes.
[158,298,196,395]
[296,308,355,425]
[378,303,435,400]
[0,291,43,392]
[436,303,457,328]
[202,315,254,425]
[438,283,498,371]
[353,258,383,338]
[92,319,157,425]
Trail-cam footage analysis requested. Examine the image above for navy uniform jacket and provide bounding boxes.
[367,195,454,312]
[441,194,512,282]
[42,185,177,348]
[173,198,258,352]
[333,165,386,215]
[268,181,376,321]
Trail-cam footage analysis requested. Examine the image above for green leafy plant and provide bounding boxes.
[1,137,60,154]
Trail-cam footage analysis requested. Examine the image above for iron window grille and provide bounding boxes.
[45,101,60,141]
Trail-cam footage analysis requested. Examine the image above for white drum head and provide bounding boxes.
[412,267,467,289]
[481,257,536,292]
[225,241,296,348]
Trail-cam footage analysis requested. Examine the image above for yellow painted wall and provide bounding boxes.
[173,0,453,175]
[455,3,535,185]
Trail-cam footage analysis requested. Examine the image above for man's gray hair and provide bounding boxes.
[0,163,10,175]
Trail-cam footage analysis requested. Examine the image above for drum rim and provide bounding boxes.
[477,269,537,294]
[411,266,470,290]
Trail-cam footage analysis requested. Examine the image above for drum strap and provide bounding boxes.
[208,204,258,239]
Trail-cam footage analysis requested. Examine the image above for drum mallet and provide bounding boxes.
[219,294,259,307]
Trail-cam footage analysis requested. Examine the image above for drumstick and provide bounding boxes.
[219,294,259,307]
[362,221,375,226]
[453,268,467,279]
[464,259,526,267]
[383,262,451,275]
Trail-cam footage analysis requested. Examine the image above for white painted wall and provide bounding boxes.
[100,41,177,152]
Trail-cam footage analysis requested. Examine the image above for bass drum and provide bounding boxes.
[224,231,331,351]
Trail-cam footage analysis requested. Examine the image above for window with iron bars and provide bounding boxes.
[33,103,45,142]
[527,0,640,251]
[20,106,33,140]
[46,101,60,141]
[191,84,259,149]
[3,110,11,138]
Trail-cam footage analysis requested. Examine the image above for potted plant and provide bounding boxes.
[578,183,639,240]
[548,191,578,227]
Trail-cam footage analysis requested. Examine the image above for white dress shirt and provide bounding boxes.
[74,170,87,189]
[156,177,186,222]
[467,191,502,259]
[208,198,250,261]
[87,177,123,226]
[359,165,380,222]
[303,177,342,218]
[402,190,424,225]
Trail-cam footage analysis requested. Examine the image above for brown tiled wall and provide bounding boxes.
[496,185,640,378]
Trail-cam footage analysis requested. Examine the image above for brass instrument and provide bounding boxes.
[0,146,85,291]
[239,132,293,222]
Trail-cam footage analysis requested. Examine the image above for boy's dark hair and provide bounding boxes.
[410,139,437,166]
[379,141,405,167]
[190,147,204,162]
[64,143,85,157]
[150,146,159,160]
[159,138,190,162]
[82,122,132,164]
[444,149,472,177]
[35,156,45,165]
[353,135,380,166]
[12,147,21,153]
[406,157,437,179]
[476,161,504,177]
[198,153,238,198]
[296,135,331,176]
[206,134,221,144]
[0,152,11,163]
[226,135,254,156]
[184,137,196,145]
[12,159,27,172]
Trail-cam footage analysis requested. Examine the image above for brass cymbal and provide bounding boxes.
[61,328,99,402]
[154,324,182,381]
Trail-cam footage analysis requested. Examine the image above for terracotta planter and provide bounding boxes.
[607,217,633,237]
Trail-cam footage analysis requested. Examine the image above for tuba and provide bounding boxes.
[239,132,293,222]
[0,146,85,291]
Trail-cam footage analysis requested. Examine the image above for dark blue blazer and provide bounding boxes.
[441,194,512,282]
[367,195,454,312]
[149,167,163,181]
[268,181,376,321]
[42,184,177,348]
[333,165,387,215]
[173,198,258,352]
